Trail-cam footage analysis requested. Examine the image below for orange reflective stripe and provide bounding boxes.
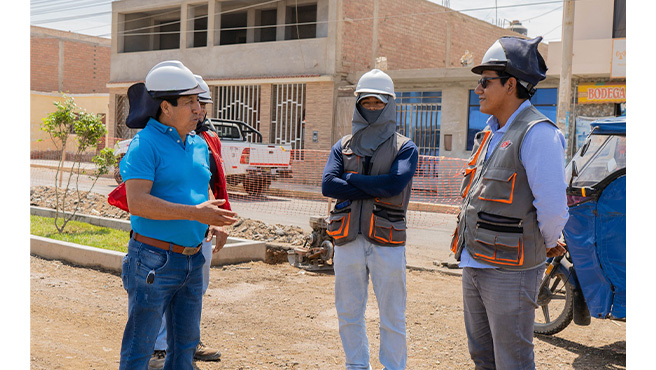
[375,198,404,207]
[461,168,476,199]
[473,239,524,266]
[478,173,516,204]
[468,131,491,166]
[327,213,350,239]
[369,214,405,244]
[450,228,459,254]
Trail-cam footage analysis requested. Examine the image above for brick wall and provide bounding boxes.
[340,0,527,73]
[31,37,60,92]
[62,40,111,93]
[30,27,110,94]
[304,81,335,151]
[340,0,376,73]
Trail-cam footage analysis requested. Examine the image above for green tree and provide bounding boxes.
[41,94,117,233]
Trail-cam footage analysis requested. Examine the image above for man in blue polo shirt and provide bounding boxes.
[118,60,237,370]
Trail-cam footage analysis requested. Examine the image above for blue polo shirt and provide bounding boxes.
[119,118,211,247]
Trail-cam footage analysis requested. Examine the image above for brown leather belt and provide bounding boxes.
[133,233,201,256]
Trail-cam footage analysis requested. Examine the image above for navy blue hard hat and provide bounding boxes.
[126,82,162,129]
[472,36,547,93]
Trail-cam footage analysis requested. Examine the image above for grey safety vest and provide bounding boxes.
[452,105,556,270]
[327,132,412,247]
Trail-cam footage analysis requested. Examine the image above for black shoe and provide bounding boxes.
[193,340,222,361]
[148,350,166,370]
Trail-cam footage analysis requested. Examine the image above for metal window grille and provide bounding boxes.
[114,94,139,139]
[396,91,441,177]
[213,85,261,142]
[271,84,306,157]
[396,91,442,156]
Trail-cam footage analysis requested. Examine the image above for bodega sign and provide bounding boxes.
[577,83,626,104]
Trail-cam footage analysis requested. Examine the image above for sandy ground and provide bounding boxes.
[30,255,625,370]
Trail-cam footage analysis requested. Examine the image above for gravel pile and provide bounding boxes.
[30,186,308,247]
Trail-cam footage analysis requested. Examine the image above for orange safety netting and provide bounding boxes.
[30,144,467,230]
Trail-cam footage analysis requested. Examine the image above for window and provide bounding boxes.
[256,9,277,42]
[214,85,261,141]
[613,0,626,38]
[285,4,316,40]
[271,84,306,152]
[396,91,442,157]
[466,88,558,150]
[121,8,181,53]
[157,21,180,50]
[190,5,208,48]
[220,11,247,45]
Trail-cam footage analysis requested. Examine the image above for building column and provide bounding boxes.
[180,4,188,49]
[440,86,470,159]
[207,0,216,46]
[247,8,255,43]
[259,84,272,144]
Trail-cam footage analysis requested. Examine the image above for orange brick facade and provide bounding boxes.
[340,0,523,72]
[30,26,111,155]
[31,27,110,94]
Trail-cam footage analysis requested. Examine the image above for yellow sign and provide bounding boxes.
[578,83,626,104]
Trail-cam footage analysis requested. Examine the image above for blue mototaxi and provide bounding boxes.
[534,115,626,334]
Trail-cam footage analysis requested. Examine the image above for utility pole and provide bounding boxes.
[556,0,576,160]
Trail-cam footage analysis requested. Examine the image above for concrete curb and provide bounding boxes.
[30,206,461,277]
[30,207,267,272]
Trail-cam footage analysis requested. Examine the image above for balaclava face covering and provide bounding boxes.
[350,97,397,157]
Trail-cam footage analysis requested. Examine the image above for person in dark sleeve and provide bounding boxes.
[322,69,418,370]
[147,75,230,370]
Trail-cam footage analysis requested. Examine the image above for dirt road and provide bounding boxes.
[30,255,625,370]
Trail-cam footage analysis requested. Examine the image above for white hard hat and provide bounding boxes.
[145,60,206,99]
[194,74,213,104]
[354,69,396,99]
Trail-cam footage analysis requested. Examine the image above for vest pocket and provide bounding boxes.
[327,208,351,242]
[369,213,407,245]
[472,226,524,265]
[478,168,517,204]
[459,167,476,198]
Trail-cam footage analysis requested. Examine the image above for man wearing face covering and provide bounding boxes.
[322,69,419,370]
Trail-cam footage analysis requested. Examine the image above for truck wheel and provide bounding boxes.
[534,270,574,335]
[226,175,241,186]
[114,166,123,184]
[114,154,124,184]
[244,176,271,196]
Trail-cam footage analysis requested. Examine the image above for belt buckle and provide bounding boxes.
[182,247,198,256]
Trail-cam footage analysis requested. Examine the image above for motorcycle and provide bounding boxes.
[534,115,626,335]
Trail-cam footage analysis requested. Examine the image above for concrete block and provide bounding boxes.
[211,237,267,266]
[30,235,125,273]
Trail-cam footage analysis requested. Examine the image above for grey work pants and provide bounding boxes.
[462,266,544,370]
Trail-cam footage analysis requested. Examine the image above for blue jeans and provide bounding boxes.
[334,235,407,370]
[154,239,213,351]
[120,238,205,370]
[462,266,544,370]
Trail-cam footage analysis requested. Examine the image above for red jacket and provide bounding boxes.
[200,130,231,211]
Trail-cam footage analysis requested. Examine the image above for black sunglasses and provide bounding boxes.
[477,76,505,89]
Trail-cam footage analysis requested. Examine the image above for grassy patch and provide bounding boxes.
[30,215,129,253]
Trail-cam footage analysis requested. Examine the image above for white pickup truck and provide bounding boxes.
[113,118,293,196]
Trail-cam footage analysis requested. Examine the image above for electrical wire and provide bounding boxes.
[31,0,569,38]
[31,1,113,17]
[521,4,563,23]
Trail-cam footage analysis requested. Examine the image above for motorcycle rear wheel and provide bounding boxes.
[534,271,574,335]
